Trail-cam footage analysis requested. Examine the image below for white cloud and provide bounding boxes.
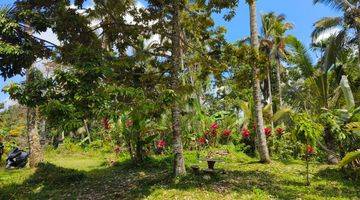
[314,28,341,43]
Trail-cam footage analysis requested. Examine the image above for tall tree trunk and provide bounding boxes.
[84,119,91,143]
[27,106,44,167]
[266,65,274,130]
[171,2,186,176]
[25,24,43,167]
[357,29,360,67]
[276,58,283,108]
[248,0,271,163]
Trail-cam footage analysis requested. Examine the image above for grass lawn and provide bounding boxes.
[0,149,359,200]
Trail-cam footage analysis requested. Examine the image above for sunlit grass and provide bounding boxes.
[0,148,359,200]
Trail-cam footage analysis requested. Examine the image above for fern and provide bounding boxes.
[339,150,360,168]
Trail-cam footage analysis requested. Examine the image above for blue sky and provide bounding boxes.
[0,0,340,106]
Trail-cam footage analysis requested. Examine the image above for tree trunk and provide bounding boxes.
[84,119,91,143]
[276,58,283,108]
[135,132,143,164]
[27,107,44,167]
[171,2,186,176]
[323,126,339,164]
[266,65,274,130]
[248,0,271,163]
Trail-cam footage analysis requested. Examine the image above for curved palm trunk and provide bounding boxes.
[171,2,186,176]
[266,65,274,130]
[276,58,283,108]
[248,0,271,163]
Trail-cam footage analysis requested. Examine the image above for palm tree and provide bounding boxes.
[312,0,360,64]
[260,13,293,127]
[247,0,271,163]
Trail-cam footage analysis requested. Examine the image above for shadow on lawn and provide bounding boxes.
[1,157,359,200]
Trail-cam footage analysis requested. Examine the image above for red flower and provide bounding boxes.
[156,140,166,149]
[242,128,250,138]
[210,122,219,130]
[125,119,133,128]
[102,118,110,130]
[276,127,284,135]
[198,137,206,145]
[306,145,315,154]
[264,127,272,137]
[223,129,232,137]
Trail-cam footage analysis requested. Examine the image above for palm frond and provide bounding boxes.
[239,100,251,125]
[313,0,356,11]
[340,75,355,110]
[286,35,314,77]
[345,122,360,131]
[272,107,292,122]
[338,150,360,168]
[322,30,347,72]
[311,17,343,43]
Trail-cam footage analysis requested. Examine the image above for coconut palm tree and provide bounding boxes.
[246,0,271,163]
[312,0,360,64]
[260,13,293,128]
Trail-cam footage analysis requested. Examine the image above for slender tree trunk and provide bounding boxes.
[27,106,44,167]
[135,131,143,163]
[323,126,339,164]
[39,118,47,146]
[276,58,283,108]
[84,119,91,143]
[171,2,186,176]
[357,29,360,67]
[266,65,274,130]
[248,0,271,163]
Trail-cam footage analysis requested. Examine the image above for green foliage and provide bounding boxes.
[292,113,323,146]
[339,150,360,168]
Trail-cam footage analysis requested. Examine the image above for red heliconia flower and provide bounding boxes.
[156,140,166,149]
[125,119,133,128]
[102,118,110,130]
[114,145,121,154]
[210,122,219,130]
[306,145,315,154]
[264,127,272,137]
[198,137,206,145]
[242,128,250,138]
[223,129,232,137]
[276,127,284,135]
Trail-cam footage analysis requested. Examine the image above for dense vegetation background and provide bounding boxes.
[0,0,359,199]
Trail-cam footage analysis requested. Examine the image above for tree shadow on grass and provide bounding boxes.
[1,157,359,200]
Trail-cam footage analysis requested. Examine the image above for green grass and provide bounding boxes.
[0,148,359,200]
